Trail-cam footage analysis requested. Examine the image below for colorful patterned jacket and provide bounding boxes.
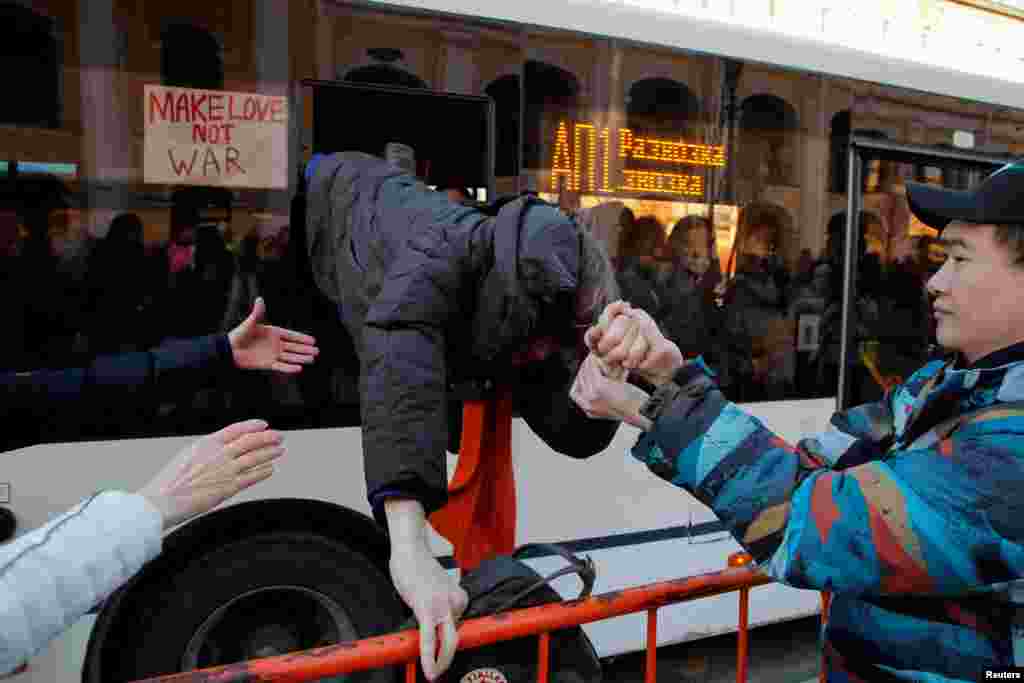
[632,349,1024,682]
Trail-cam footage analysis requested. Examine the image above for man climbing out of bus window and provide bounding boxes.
[1,297,319,452]
[304,152,622,681]
[0,417,286,676]
[572,160,1024,682]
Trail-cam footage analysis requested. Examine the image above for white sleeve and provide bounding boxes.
[0,491,163,674]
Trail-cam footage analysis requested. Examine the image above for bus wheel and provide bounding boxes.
[97,532,403,683]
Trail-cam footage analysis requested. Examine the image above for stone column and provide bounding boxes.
[78,0,130,238]
[315,0,334,81]
[439,29,478,95]
[254,0,291,213]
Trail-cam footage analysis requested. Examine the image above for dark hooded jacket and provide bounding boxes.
[305,153,618,523]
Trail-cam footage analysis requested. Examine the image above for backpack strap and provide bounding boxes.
[462,543,596,619]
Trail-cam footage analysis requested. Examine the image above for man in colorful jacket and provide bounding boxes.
[572,160,1024,682]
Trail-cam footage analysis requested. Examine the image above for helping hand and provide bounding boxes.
[571,352,652,430]
[586,302,684,388]
[227,297,320,374]
[138,419,284,530]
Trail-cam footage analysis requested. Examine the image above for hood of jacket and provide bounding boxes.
[305,152,581,364]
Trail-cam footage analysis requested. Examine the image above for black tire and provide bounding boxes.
[91,532,403,683]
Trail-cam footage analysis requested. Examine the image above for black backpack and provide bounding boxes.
[402,543,603,683]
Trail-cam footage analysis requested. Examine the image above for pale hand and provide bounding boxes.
[587,302,684,388]
[227,297,320,374]
[385,499,468,681]
[571,352,652,430]
[138,419,284,530]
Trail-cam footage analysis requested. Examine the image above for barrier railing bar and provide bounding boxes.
[131,567,774,683]
[537,631,550,683]
[819,592,832,683]
[645,607,658,683]
[405,660,416,683]
[736,587,750,683]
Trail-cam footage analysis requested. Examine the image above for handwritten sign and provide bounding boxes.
[144,85,288,189]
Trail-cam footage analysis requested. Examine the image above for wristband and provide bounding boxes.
[639,380,683,423]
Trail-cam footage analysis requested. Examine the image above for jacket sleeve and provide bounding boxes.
[361,224,484,519]
[0,491,163,674]
[631,365,1024,598]
[1,335,234,447]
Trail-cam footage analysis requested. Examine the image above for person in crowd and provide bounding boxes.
[14,186,90,371]
[0,417,286,676]
[0,207,29,372]
[1,298,319,453]
[721,220,788,400]
[192,223,236,335]
[573,200,626,264]
[304,151,623,680]
[85,213,159,356]
[659,215,721,359]
[572,158,1024,682]
[149,205,205,343]
[615,215,666,316]
[788,261,831,395]
[814,212,882,403]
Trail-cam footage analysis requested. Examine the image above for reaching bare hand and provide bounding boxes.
[138,419,284,529]
[571,352,652,430]
[227,298,319,374]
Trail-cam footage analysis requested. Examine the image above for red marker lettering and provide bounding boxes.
[149,91,174,124]
[175,93,191,123]
[208,94,223,121]
[190,94,208,123]
[270,98,285,123]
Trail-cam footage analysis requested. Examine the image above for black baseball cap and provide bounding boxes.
[906,160,1024,231]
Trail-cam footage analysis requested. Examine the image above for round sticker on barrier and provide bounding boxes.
[460,668,509,683]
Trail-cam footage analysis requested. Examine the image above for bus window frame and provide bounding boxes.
[837,136,1014,410]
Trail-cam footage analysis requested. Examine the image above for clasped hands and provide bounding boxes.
[570,301,684,430]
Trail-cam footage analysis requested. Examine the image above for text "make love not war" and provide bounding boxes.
[145,87,288,187]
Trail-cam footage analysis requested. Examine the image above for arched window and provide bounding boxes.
[626,78,701,140]
[0,3,60,127]
[523,60,578,172]
[344,64,427,89]
[161,23,223,91]
[485,75,520,179]
[738,94,800,187]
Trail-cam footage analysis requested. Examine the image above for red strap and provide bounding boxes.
[428,389,516,572]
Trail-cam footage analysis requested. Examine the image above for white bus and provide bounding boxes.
[3,0,1024,680]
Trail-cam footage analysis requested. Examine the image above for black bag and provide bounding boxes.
[403,543,603,683]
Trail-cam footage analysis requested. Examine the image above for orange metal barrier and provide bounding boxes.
[131,562,776,683]
[127,392,830,683]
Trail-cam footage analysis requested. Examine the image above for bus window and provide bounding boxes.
[4,0,1022,440]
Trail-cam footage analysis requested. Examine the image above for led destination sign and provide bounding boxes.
[550,121,726,197]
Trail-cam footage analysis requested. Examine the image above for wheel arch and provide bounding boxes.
[82,498,394,681]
